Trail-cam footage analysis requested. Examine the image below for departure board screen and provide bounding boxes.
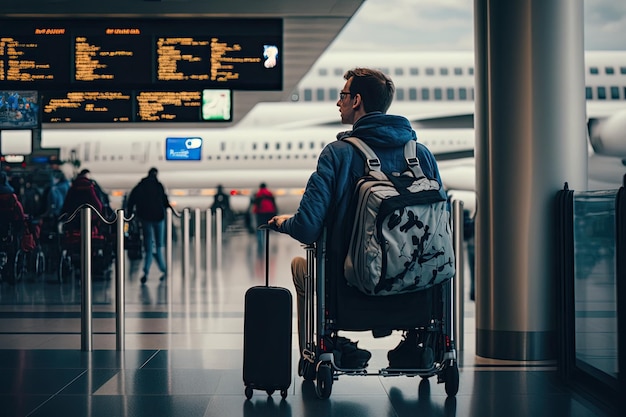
[0,18,283,90]
[40,89,231,123]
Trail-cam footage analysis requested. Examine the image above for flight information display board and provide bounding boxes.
[40,89,232,123]
[0,18,282,90]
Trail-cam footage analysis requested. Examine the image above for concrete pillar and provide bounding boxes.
[474,0,587,360]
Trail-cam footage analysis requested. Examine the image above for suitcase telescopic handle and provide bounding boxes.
[258,224,272,286]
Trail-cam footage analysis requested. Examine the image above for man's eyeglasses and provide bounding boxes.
[339,91,352,100]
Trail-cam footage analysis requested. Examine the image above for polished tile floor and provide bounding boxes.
[0,231,616,417]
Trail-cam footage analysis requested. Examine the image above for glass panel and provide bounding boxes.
[572,190,618,380]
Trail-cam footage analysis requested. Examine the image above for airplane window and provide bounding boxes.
[605,67,615,75]
[318,68,328,76]
[410,67,419,76]
[304,89,312,101]
[446,88,454,100]
[610,86,619,99]
[590,67,599,75]
[425,68,435,76]
[316,88,325,101]
[440,68,448,76]
[454,67,463,75]
[585,86,592,100]
[329,88,338,101]
[459,88,467,100]
[226,155,231,160]
[421,88,430,100]
[395,68,404,76]
[396,88,405,101]
[597,86,606,100]
[434,88,442,100]
[409,88,417,101]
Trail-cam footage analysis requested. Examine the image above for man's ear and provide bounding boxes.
[352,93,362,110]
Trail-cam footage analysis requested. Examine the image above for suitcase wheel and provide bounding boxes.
[244,386,253,399]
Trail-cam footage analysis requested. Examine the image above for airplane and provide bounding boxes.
[35,50,626,214]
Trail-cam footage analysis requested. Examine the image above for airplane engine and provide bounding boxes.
[589,109,626,158]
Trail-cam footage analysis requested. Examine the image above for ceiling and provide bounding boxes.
[0,0,366,125]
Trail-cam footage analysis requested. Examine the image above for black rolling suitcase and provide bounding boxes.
[243,226,292,399]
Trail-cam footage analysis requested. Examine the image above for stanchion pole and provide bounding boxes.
[81,206,93,352]
[115,209,125,351]
[194,208,201,277]
[183,208,190,280]
[205,209,212,274]
[166,208,173,281]
[215,208,222,270]
[452,199,465,352]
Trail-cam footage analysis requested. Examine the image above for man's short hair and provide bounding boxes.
[344,68,395,113]
[148,167,158,176]
[79,169,90,176]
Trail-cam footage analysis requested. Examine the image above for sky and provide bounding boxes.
[328,0,626,52]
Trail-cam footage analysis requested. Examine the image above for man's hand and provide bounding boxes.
[269,214,292,230]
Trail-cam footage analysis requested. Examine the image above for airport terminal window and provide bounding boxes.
[379,68,389,75]
[309,141,315,149]
[422,88,430,100]
[275,142,280,150]
[264,143,269,150]
[440,68,449,76]
[586,86,593,99]
[468,67,474,75]
[410,67,419,76]
[590,67,599,75]
[454,67,463,75]
[605,67,614,75]
[252,143,257,150]
[446,88,454,100]
[425,68,435,76]
[621,67,626,74]
[409,88,417,101]
[434,88,442,100]
[303,89,312,101]
[471,88,475,100]
[334,68,343,76]
[395,68,404,76]
[318,68,328,76]
[316,88,325,101]
[396,88,405,101]
[610,86,619,99]
[598,86,606,100]
[459,87,467,100]
[329,88,338,101]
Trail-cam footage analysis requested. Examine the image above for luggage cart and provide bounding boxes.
[297,236,460,399]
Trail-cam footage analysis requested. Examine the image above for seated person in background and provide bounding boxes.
[211,184,233,230]
[61,170,103,234]
[0,171,26,233]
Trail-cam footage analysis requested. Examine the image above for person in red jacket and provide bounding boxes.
[252,182,278,250]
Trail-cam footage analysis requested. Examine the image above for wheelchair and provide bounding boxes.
[58,222,115,284]
[13,217,45,282]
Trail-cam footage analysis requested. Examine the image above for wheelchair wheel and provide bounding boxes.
[14,250,28,282]
[59,254,73,284]
[34,249,45,278]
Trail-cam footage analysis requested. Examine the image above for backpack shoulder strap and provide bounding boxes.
[403,140,426,178]
[343,137,381,172]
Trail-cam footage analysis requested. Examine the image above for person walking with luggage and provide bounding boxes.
[252,182,277,251]
[269,67,447,369]
[126,167,171,284]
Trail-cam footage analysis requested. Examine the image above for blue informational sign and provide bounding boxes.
[165,137,202,161]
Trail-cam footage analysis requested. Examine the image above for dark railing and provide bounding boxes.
[557,180,625,411]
